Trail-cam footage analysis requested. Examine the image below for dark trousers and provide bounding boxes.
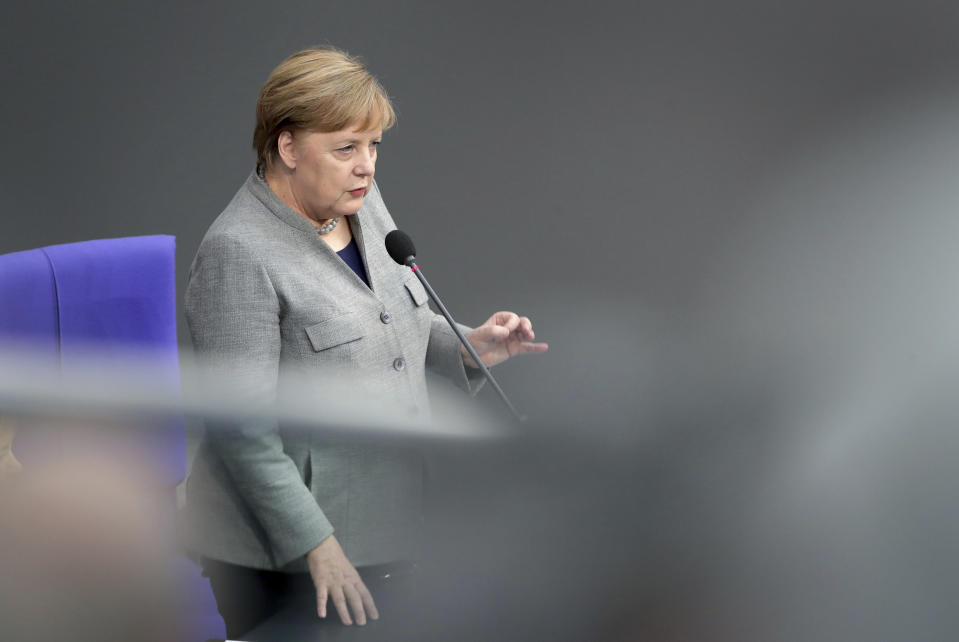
[201,557,418,640]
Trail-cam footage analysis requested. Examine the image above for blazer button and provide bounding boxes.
[380,311,393,324]
[393,357,406,371]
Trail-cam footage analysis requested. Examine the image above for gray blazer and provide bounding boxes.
[183,171,475,571]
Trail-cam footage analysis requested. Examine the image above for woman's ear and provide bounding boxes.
[276,130,297,170]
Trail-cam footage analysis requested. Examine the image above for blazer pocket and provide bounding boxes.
[305,313,364,352]
[404,276,429,307]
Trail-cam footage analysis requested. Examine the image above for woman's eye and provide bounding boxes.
[337,145,354,153]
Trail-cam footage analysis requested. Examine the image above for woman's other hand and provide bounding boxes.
[0,417,21,480]
[463,311,548,368]
[306,534,379,626]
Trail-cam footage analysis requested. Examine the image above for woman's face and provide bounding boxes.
[281,122,382,222]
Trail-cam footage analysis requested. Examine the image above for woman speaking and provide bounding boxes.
[183,47,546,638]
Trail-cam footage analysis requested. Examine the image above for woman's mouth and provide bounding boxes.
[348,187,367,197]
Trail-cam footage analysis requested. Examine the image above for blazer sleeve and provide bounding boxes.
[425,316,486,394]
[185,233,333,567]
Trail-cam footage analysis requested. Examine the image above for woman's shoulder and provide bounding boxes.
[211,176,276,229]
[197,176,284,251]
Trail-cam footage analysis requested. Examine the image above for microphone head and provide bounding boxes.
[385,229,417,266]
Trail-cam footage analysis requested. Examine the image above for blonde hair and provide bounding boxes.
[253,47,396,171]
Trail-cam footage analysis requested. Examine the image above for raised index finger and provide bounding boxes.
[516,341,549,354]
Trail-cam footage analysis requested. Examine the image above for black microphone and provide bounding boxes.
[385,229,417,267]
[385,230,525,422]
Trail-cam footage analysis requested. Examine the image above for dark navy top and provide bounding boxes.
[335,237,370,287]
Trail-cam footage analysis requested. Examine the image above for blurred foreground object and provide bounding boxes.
[0,348,504,642]
[0,459,183,642]
[0,235,219,638]
[0,345,506,443]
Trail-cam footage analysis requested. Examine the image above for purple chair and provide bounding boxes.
[0,235,224,640]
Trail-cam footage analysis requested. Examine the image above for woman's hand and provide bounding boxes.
[306,534,378,626]
[0,418,21,480]
[463,311,548,368]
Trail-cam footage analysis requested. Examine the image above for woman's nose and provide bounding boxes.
[354,149,375,175]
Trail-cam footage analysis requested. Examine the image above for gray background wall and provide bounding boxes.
[3,0,959,422]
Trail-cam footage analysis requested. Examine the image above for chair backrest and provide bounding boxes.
[0,245,60,359]
[0,235,186,486]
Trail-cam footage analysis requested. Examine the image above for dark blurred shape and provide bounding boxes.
[400,85,959,641]
[408,365,959,641]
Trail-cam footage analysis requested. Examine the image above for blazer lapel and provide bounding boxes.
[351,207,396,297]
[349,211,377,294]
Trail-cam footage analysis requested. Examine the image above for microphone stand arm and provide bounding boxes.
[407,260,525,423]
